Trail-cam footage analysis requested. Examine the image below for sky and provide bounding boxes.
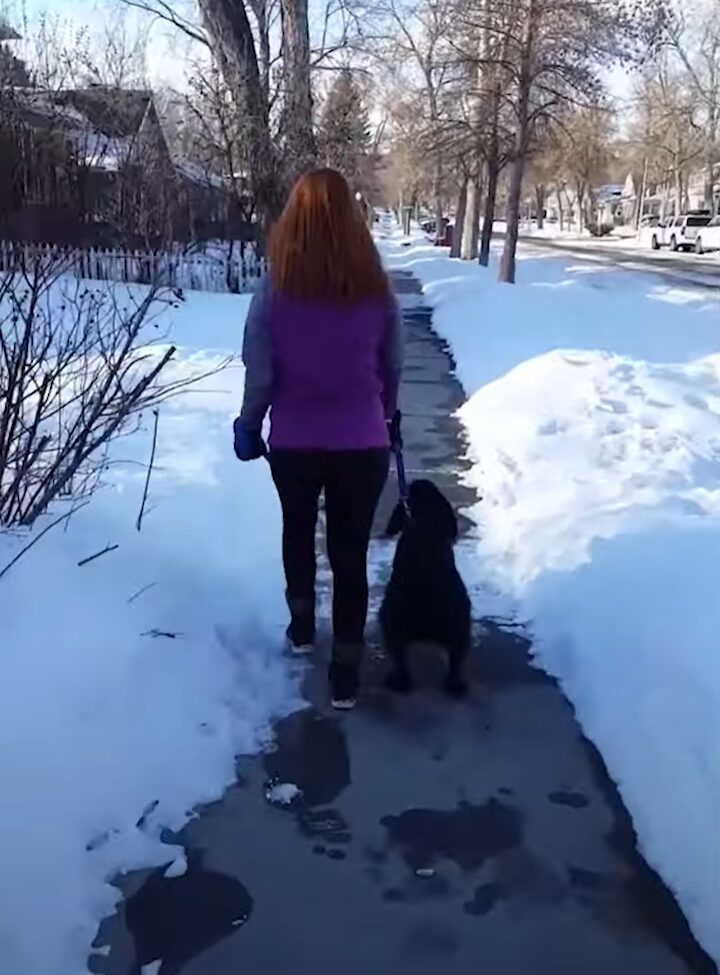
[7,0,188,88]
[10,0,639,100]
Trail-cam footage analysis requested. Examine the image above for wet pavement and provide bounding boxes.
[90,272,717,975]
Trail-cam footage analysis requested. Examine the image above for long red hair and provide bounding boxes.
[268,169,390,303]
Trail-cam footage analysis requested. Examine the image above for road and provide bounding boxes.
[515,234,720,289]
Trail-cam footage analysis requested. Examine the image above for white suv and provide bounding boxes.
[648,213,711,252]
[693,216,720,254]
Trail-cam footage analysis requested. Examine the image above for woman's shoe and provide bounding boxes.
[285,593,315,655]
[329,642,362,710]
[285,624,314,656]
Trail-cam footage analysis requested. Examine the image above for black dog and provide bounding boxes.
[379,479,471,697]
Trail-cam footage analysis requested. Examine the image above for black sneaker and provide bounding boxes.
[329,660,359,710]
[285,593,315,655]
[285,622,315,656]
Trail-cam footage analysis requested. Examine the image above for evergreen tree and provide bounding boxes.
[318,69,375,197]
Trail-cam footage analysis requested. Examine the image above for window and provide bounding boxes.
[687,216,710,226]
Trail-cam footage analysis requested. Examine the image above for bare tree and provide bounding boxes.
[0,250,209,529]
[666,0,720,212]
[631,61,702,216]
[553,103,615,230]
[359,0,455,239]
[486,0,667,283]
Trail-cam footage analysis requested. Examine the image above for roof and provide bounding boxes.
[595,184,624,201]
[0,22,21,41]
[54,88,153,138]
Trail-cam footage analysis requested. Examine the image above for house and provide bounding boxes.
[618,162,720,225]
[594,184,625,225]
[0,79,242,245]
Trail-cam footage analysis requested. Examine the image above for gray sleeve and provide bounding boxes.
[239,277,274,432]
[379,293,403,419]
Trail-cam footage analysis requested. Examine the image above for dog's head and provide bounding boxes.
[384,479,458,543]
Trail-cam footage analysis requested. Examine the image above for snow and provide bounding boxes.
[163,854,188,878]
[379,227,720,963]
[265,782,303,806]
[0,286,303,975]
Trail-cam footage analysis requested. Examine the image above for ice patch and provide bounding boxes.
[164,855,189,878]
[265,782,303,806]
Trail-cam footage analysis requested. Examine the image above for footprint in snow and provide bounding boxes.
[537,419,564,436]
[599,398,629,415]
[683,394,709,412]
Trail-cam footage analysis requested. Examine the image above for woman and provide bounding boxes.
[233,169,403,711]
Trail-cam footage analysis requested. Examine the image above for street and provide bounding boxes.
[516,234,720,289]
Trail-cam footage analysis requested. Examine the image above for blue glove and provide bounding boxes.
[233,418,267,461]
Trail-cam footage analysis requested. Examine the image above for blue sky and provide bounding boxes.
[13,0,634,102]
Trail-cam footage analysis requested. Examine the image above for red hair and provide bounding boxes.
[268,169,390,303]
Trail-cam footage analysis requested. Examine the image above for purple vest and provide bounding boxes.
[268,292,391,450]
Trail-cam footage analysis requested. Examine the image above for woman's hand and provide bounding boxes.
[233,418,267,461]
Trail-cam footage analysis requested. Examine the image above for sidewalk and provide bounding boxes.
[91,273,716,975]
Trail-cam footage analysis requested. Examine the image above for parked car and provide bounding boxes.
[646,213,711,251]
[693,216,720,254]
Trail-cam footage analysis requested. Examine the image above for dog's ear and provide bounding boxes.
[432,495,458,543]
[445,505,459,544]
[384,501,407,538]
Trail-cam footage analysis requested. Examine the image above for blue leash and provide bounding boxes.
[391,426,410,514]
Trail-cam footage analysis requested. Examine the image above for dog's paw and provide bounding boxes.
[384,669,415,695]
[444,674,469,699]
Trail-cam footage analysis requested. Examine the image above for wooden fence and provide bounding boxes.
[0,240,267,293]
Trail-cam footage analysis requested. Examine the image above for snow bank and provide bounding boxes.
[380,231,720,962]
[0,287,302,975]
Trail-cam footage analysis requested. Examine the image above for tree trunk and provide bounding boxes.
[556,187,564,232]
[450,178,468,258]
[535,184,545,229]
[674,167,683,216]
[433,162,443,243]
[479,81,500,267]
[499,151,525,283]
[705,117,716,213]
[198,0,281,227]
[280,0,316,181]
[479,156,499,267]
[249,0,271,100]
[576,184,585,231]
[498,0,535,284]
[461,175,480,260]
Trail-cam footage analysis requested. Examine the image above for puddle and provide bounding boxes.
[263,709,350,807]
[122,856,252,974]
[381,799,523,872]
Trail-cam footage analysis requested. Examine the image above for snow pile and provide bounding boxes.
[380,231,720,963]
[0,287,302,975]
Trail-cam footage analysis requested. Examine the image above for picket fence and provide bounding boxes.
[0,240,267,293]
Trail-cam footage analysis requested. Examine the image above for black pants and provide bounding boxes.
[270,449,389,644]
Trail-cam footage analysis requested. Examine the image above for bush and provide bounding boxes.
[588,223,614,238]
[0,251,193,528]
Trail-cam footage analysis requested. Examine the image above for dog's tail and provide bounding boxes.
[384,500,408,538]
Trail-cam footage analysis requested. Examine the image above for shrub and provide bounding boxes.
[0,251,193,528]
